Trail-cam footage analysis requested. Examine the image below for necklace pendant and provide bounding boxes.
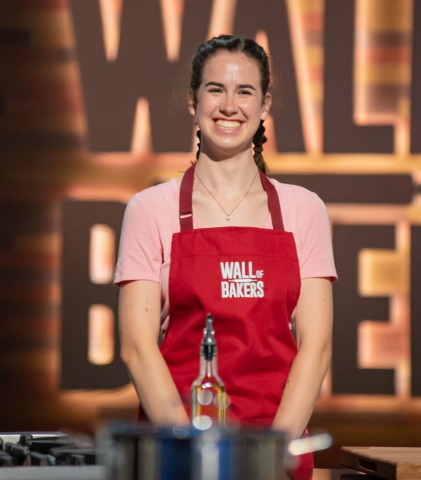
[226,216,231,221]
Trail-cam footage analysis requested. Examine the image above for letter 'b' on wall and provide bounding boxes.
[61,200,128,389]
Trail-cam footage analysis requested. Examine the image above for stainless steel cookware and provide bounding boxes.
[100,423,331,480]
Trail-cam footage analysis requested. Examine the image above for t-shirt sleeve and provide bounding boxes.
[113,193,163,286]
[297,192,337,282]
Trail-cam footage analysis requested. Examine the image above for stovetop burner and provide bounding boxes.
[0,432,105,480]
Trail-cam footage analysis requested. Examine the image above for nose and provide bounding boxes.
[220,93,238,115]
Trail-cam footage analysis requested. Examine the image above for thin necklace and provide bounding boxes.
[195,166,259,221]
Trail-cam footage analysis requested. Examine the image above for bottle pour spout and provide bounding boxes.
[203,313,216,346]
[202,313,217,359]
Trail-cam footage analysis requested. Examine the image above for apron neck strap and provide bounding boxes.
[179,163,284,231]
[179,164,195,231]
[258,169,284,231]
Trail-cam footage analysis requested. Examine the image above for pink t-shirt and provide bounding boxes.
[114,178,337,334]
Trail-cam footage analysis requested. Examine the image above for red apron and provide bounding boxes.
[143,164,313,471]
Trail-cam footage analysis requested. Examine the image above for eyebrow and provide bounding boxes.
[204,81,256,91]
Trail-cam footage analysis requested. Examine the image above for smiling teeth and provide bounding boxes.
[215,120,241,129]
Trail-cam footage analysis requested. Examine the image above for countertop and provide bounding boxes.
[0,468,368,480]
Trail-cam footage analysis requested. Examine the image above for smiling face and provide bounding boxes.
[189,51,272,157]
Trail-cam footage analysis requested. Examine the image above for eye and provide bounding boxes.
[238,90,252,95]
[209,88,223,93]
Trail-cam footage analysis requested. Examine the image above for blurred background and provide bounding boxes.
[1,0,421,468]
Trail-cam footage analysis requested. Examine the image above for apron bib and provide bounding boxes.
[143,164,313,470]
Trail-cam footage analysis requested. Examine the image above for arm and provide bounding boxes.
[119,280,190,426]
[271,277,333,439]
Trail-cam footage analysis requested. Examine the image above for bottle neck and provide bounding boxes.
[199,356,219,377]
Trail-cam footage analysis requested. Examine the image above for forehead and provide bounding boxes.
[202,51,261,86]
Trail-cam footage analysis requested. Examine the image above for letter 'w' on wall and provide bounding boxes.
[69,0,305,153]
[68,0,214,153]
[61,200,128,390]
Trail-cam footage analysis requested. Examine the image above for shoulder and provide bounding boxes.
[271,179,325,214]
[270,178,330,241]
[271,180,336,280]
[120,179,179,236]
[119,180,178,247]
[125,178,178,216]
[130,178,177,206]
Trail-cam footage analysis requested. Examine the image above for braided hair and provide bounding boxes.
[190,35,270,173]
[195,130,201,161]
[252,120,268,174]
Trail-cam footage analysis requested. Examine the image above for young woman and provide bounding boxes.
[115,35,337,468]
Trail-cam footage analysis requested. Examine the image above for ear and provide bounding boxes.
[260,92,272,121]
[187,89,196,116]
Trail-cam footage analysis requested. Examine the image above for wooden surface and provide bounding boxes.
[341,446,421,480]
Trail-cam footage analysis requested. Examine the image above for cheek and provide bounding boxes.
[240,99,262,116]
[198,97,219,116]
[195,102,220,130]
[243,103,264,127]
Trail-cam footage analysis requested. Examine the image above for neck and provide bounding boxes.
[195,152,261,198]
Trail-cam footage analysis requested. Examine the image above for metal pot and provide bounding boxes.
[100,423,330,480]
[99,423,157,480]
[191,427,289,480]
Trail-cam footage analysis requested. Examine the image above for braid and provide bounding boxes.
[253,120,268,174]
[196,129,201,160]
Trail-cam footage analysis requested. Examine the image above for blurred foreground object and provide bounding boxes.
[100,422,332,480]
